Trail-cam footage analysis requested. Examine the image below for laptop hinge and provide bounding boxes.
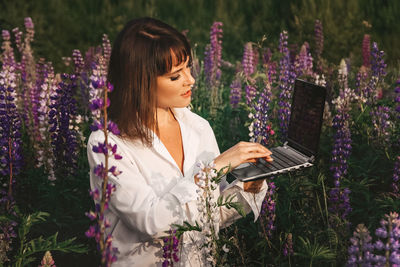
[283,142,315,162]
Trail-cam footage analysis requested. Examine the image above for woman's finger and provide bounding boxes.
[240,144,272,155]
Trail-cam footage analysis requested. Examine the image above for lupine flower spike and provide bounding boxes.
[86,82,121,266]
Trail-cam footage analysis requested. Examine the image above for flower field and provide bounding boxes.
[0,16,399,266]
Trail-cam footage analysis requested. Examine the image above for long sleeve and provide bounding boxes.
[88,133,198,239]
[186,120,268,228]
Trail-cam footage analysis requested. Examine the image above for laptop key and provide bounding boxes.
[259,158,280,171]
[273,149,304,165]
[270,153,296,168]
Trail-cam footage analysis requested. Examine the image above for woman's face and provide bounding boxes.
[156,54,195,109]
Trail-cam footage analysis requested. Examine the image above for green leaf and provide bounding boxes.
[294,236,336,264]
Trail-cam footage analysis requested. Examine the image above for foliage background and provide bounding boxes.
[0,0,400,266]
[1,0,399,71]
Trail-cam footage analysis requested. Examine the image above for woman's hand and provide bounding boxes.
[214,141,272,194]
[214,141,273,172]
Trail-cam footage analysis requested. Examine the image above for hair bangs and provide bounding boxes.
[155,37,192,76]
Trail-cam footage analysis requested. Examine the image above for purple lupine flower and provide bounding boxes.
[162,229,180,266]
[370,106,391,145]
[364,42,386,103]
[355,68,369,105]
[277,30,296,140]
[394,78,400,118]
[89,61,107,121]
[86,82,121,266]
[0,63,23,200]
[1,30,16,67]
[262,47,272,66]
[72,49,85,75]
[314,20,324,58]
[249,81,274,146]
[242,42,255,76]
[294,42,314,77]
[373,212,400,266]
[204,22,223,89]
[266,61,277,85]
[229,72,242,109]
[329,73,353,221]
[283,233,294,257]
[393,157,400,195]
[48,73,79,178]
[393,79,400,195]
[12,27,23,53]
[262,48,278,84]
[102,34,112,70]
[37,62,57,180]
[370,42,386,80]
[347,224,375,266]
[362,34,371,68]
[259,179,276,237]
[245,84,257,106]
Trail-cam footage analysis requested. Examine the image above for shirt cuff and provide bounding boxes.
[230,180,268,222]
[170,179,199,205]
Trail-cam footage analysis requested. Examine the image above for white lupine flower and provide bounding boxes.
[222,244,229,253]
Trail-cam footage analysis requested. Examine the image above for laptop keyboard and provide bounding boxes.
[256,147,307,172]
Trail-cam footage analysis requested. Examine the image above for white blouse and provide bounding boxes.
[87,107,268,267]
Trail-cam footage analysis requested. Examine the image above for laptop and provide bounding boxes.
[227,79,327,182]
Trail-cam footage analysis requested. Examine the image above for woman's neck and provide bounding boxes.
[156,107,176,127]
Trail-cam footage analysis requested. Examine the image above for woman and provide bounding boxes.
[87,17,273,266]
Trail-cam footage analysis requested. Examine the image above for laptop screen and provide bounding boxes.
[287,79,326,157]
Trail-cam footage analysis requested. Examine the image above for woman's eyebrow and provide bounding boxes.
[167,61,189,76]
[168,67,183,76]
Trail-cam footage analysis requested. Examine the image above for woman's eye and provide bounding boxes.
[170,75,180,81]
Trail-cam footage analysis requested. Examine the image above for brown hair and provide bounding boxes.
[108,17,192,146]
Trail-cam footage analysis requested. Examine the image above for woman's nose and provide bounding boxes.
[183,68,195,86]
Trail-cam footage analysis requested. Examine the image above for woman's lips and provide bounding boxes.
[181,90,192,97]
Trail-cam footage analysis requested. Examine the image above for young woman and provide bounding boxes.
[87,17,273,266]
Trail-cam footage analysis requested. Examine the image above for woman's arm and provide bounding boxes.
[88,135,198,239]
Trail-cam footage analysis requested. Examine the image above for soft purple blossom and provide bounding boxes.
[248,81,274,145]
[262,47,272,66]
[204,22,223,89]
[259,179,276,237]
[102,34,112,70]
[0,63,23,197]
[329,72,353,222]
[37,62,57,180]
[395,78,400,118]
[242,42,255,76]
[362,34,371,68]
[370,106,391,145]
[372,212,400,266]
[162,229,180,266]
[86,81,121,266]
[229,73,242,109]
[294,42,313,77]
[314,20,324,58]
[347,224,374,267]
[364,42,386,103]
[245,84,257,106]
[48,74,79,178]
[283,233,294,257]
[277,30,296,140]
[393,157,400,195]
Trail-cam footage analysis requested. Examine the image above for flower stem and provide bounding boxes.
[99,84,109,264]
